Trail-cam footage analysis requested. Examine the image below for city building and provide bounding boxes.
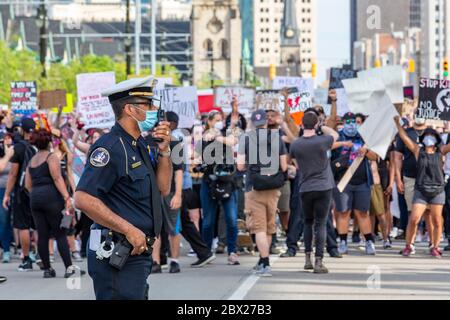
[158,0,192,21]
[191,0,242,86]
[241,0,316,78]
[350,0,411,66]
[280,0,301,76]
[419,0,450,79]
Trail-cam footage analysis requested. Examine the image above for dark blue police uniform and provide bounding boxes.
[77,123,160,300]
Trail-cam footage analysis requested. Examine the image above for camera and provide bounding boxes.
[192,164,208,174]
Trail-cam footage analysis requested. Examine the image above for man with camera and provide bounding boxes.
[74,77,172,300]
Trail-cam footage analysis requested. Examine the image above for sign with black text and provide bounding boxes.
[329,68,358,90]
[418,78,450,121]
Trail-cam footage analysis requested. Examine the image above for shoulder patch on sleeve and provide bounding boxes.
[90,147,110,168]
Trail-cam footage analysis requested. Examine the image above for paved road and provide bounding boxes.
[1,241,449,300]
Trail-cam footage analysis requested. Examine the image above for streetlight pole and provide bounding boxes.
[125,0,131,76]
[151,0,157,75]
[38,0,47,78]
[209,50,214,88]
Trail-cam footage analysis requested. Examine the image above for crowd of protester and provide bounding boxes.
[1,86,450,283]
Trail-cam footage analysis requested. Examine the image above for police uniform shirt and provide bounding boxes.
[76,123,156,236]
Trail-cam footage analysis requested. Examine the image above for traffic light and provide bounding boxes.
[311,62,317,78]
[408,59,415,73]
[269,64,276,81]
[444,58,449,78]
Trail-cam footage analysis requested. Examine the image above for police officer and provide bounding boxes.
[74,76,172,300]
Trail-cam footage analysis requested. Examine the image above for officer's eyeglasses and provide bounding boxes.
[132,100,161,111]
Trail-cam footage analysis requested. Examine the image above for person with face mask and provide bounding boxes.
[394,117,450,258]
[197,110,240,266]
[331,112,379,256]
[74,76,173,300]
[393,114,428,240]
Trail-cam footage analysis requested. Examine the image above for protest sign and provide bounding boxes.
[329,68,358,90]
[272,77,314,97]
[255,90,282,112]
[342,77,386,115]
[417,77,450,121]
[214,86,255,116]
[76,72,116,129]
[155,86,198,129]
[286,91,312,125]
[358,92,399,159]
[51,93,74,114]
[358,65,404,104]
[10,81,37,117]
[39,90,67,109]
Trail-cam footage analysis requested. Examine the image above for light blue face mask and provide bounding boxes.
[132,106,159,132]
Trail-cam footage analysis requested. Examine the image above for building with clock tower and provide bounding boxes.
[192,0,242,86]
[280,0,302,76]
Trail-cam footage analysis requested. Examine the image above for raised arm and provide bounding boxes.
[394,116,419,158]
[325,89,338,130]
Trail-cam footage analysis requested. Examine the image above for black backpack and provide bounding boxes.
[18,140,37,193]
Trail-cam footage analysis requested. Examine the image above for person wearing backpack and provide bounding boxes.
[237,110,288,277]
[198,110,240,266]
[394,116,450,258]
[2,117,37,271]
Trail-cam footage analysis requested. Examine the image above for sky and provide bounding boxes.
[316,0,350,84]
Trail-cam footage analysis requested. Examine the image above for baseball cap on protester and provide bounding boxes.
[251,109,267,127]
[342,112,356,121]
[21,116,36,133]
[166,111,179,124]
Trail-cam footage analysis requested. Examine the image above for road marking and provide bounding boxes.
[227,256,279,300]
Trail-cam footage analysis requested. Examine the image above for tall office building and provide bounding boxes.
[410,0,421,28]
[420,0,450,79]
[350,0,410,66]
[242,0,316,77]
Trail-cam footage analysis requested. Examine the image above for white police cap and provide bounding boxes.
[101,76,159,104]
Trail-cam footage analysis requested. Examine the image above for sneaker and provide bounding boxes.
[430,247,442,259]
[0,276,6,283]
[2,252,10,263]
[71,251,83,262]
[338,241,348,255]
[227,253,240,265]
[402,245,416,257]
[64,265,86,278]
[191,253,216,268]
[255,265,272,277]
[280,249,296,258]
[187,249,197,257]
[18,259,33,272]
[359,239,366,248]
[390,227,398,238]
[29,252,37,263]
[383,240,392,249]
[365,241,376,255]
[151,262,162,273]
[43,268,56,278]
[169,261,181,274]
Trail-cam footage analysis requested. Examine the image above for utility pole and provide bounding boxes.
[125,0,131,76]
[210,52,214,88]
[37,0,47,78]
[135,0,141,75]
[151,0,157,75]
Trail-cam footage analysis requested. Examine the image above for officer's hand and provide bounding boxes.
[126,226,147,256]
[153,121,171,151]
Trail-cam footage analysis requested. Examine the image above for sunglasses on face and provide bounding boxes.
[345,119,356,125]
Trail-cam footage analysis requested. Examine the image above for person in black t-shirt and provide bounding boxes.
[2,117,37,272]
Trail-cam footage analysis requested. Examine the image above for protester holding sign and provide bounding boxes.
[394,116,450,258]
[332,112,378,256]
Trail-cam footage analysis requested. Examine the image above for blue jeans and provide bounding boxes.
[0,188,12,253]
[200,180,238,254]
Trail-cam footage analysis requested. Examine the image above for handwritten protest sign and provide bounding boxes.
[272,77,314,97]
[76,72,116,129]
[214,86,255,116]
[329,68,358,90]
[39,90,67,109]
[417,78,450,121]
[10,81,37,117]
[155,86,198,129]
[255,90,282,112]
[342,77,386,115]
[287,91,312,125]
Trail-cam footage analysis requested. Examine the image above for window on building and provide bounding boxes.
[204,39,213,58]
[220,39,229,59]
